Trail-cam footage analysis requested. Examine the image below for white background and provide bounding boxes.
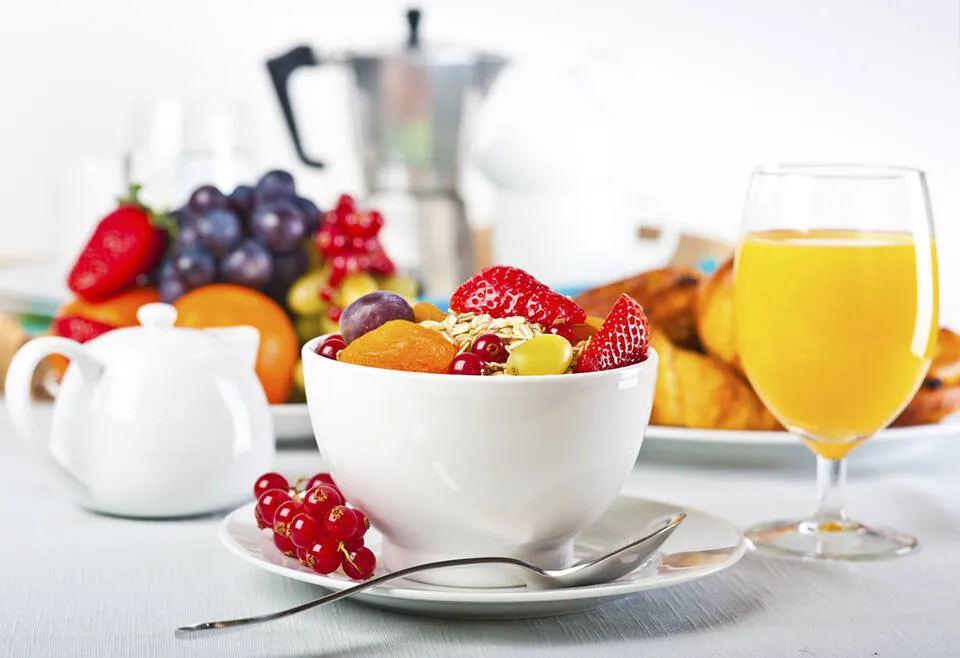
[0,0,957,318]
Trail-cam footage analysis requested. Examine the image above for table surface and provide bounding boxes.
[3,411,960,658]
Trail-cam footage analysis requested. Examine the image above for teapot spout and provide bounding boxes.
[204,326,260,371]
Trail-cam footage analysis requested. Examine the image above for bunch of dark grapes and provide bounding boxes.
[155,170,322,308]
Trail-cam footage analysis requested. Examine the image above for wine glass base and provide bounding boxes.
[745,518,917,561]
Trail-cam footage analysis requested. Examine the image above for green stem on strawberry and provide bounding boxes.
[115,182,178,238]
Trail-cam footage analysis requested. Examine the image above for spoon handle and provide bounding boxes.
[175,556,527,635]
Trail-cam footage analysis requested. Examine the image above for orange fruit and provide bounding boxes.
[50,287,161,377]
[56,287,160,328]
[174,284,298,404]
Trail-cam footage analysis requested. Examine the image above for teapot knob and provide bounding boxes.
[137,303,178,329]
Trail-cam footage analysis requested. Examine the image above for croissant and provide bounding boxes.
[694,257,741,374]
[892,328,960,426]
[575,268,703,350]
[649,328,781,430]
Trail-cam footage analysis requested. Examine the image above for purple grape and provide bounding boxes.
[195,208,242,256]
[158,276,187,303]
[229,185,256,220]
[250,200,307,252]
[188,185,228,215]
[220,240,274,290]
[172,247,216,288]
[263,243,310,304]
[169,206,193,226]
[295,196,322,236]
[340,291,415,344]
[176,219,203,251]
[256,170,296,202]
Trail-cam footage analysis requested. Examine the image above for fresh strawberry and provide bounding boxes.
[574,294,649,373]
[450,266,586,326]
[53,316,116,343]
[67,184,171,301]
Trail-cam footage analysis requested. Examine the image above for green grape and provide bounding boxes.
[378,274,420,303]
[292,360,305,392]
[287,269,329,316]
[336,272,380,308]
[319,314,340,336]
[506,335,573,376]
[295,314,324,344]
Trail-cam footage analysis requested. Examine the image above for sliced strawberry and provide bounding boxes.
[574,294,649,373]
[67,185,171,301]
[450,266,586,326]
[52,316,116,343]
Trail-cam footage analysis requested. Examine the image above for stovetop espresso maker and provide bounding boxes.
[267,8,506,296]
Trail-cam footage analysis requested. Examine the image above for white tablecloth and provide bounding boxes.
[3,411,959,658]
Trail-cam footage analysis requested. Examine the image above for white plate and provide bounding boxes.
[220,494,746,619]
[271,402,960,463]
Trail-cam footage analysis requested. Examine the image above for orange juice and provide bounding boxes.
[734,230,938,455]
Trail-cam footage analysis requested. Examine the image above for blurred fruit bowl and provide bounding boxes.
[48,170,420,408]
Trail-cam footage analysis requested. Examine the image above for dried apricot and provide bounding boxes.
[412,301,448,323]
[340,320,457,373]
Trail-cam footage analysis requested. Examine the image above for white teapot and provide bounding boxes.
[4,303,275,518]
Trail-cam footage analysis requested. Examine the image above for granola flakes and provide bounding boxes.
[420,311,590,375]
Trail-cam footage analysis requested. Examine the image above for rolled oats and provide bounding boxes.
[420,311,595,374]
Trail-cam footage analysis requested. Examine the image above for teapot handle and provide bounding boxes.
[5,337,102,495]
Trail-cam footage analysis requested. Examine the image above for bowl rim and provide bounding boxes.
[302,334,658,384]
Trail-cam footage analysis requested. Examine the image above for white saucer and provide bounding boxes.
[220,494,746,619]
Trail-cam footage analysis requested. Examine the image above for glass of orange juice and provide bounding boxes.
[734,164,938,560]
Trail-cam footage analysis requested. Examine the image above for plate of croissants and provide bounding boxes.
[574,257,960,452]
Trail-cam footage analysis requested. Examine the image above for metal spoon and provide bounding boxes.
[176,511,685,635]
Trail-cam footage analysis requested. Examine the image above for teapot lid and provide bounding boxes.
[83,302,255,365]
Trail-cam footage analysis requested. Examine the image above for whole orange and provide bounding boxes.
[57,286,160,327]
[174,284,298,404]
[50,286,161,377]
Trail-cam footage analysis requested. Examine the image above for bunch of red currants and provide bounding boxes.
[253,471,376,580]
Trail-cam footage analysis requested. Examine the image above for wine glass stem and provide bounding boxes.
[815,455,849,526]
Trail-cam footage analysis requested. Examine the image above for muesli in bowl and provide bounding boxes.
[301,266,657,587]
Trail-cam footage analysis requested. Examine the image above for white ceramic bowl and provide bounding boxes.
[302,337,658,587]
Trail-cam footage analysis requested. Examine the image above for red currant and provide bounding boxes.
[349,235,367,251]
[547,322,576,342]
[336,194,355,213]
[341,546,376,580]
[331,232,349,253]
[306,473,338,491]
[307,539,342,574]
[253,472,289,500]
[315,229,333,252]
[344,212,368,238]
[257,488,291,525]
[290,512,324,548]
[325,505,360,540]
[315,335,346,360]
[448,352,485,376]
[327,306,343,323]
[355,254,372,272]
[254,506,269,530]
[351,509,371,538]
[366,211,384,237]
[296,545,312,567]
[318,286,336,303]
[273,532,296,557]
[471,334,507,363]
[342,537,364,552]
[303,484,344,521]
[272,499,304,538]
